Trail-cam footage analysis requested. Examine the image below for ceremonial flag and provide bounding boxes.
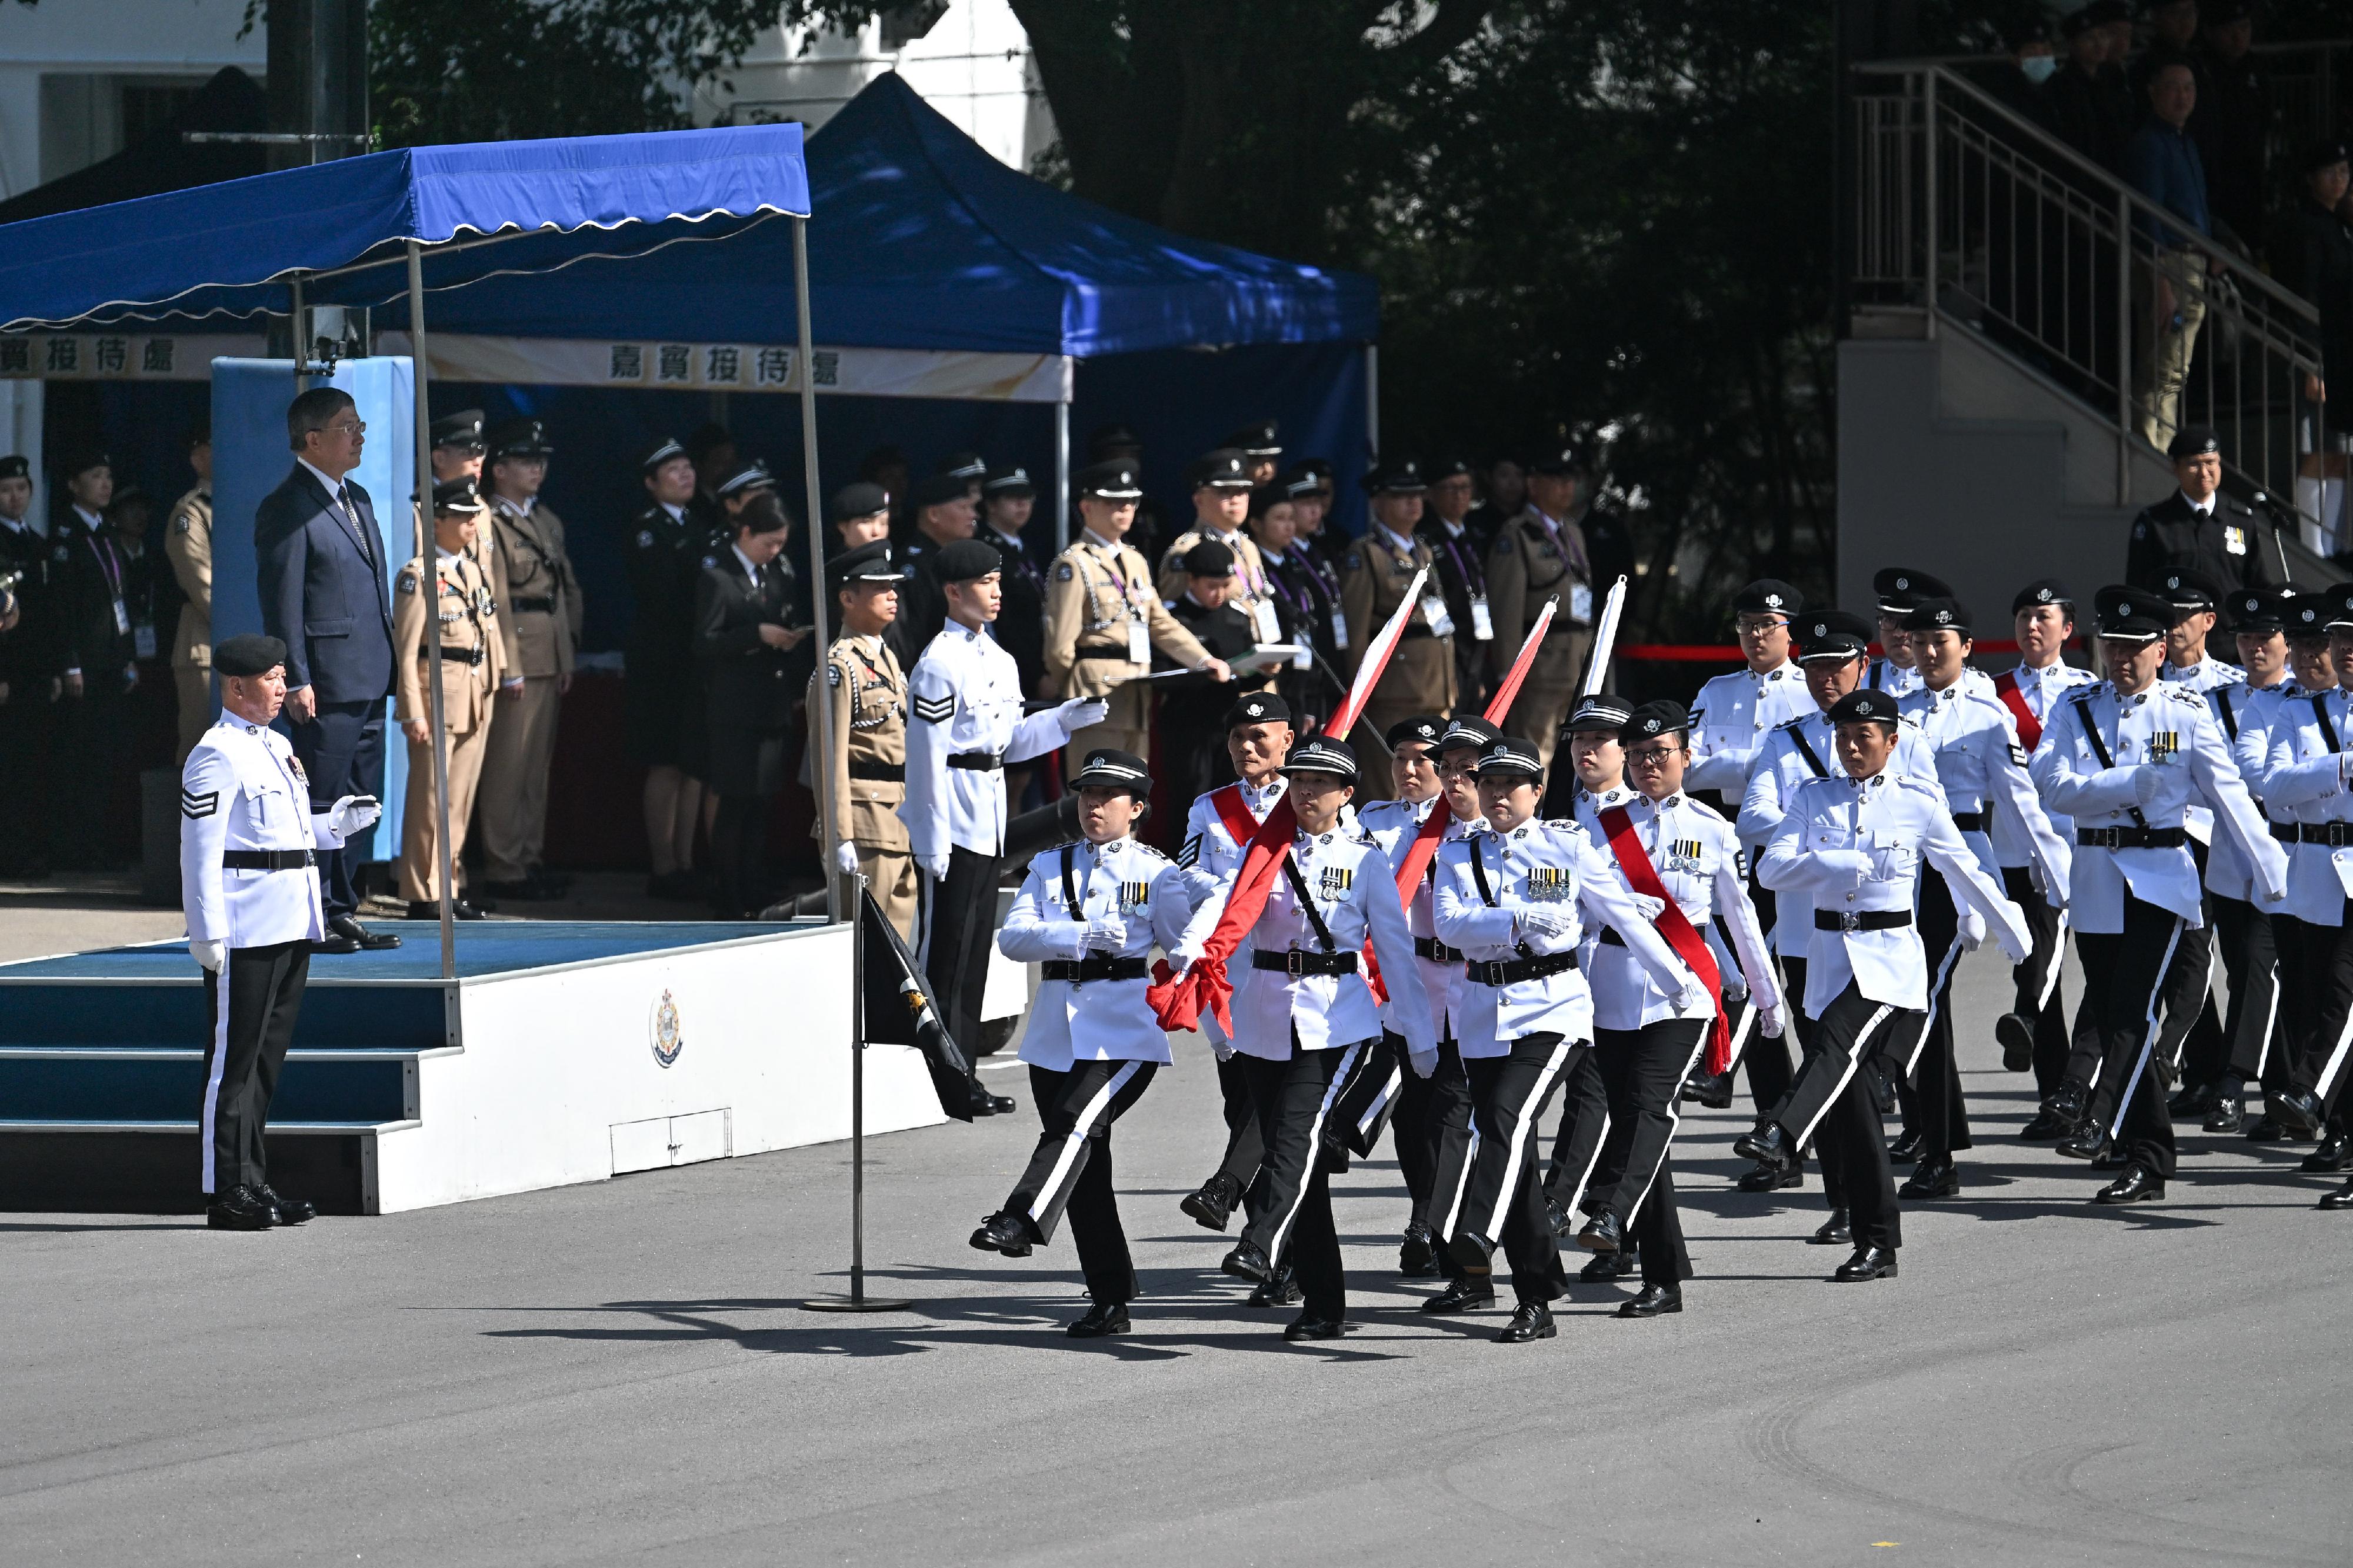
[859,887,974,1120]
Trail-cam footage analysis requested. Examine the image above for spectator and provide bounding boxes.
[162,421,215,762]
[2129,0,2208,111]
[2124,58,2216,451]
[1464,454,1527,554]
[685,422,735,533]
[2274,140,2353,554]
[856,444,912,538]
[52,452,137,871]
[895,469,978,652]
[2190,0,2269,251]
[2047,7,2129,173]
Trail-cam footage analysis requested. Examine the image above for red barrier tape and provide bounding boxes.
[1619,638,2067,662]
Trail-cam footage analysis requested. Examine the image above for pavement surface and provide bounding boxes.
[2,905,2348,1566]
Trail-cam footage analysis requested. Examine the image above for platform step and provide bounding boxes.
[0,1121,417,1215]
[0,981,449,1051]
[0,1050,426,1123]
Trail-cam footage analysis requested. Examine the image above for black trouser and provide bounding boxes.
[199,939,311,1195]
[1592,1019,1707,1285]
[54,676,128,869]
[1207,1053,1267,1206]
[1734,879,1795,1112]
[1341,1029,1440,1224]
[2287,904,2353,1119]
[709,793,773,918]
[0,688,52,874]
[1775,982,1911,1250]
[2074,899,2186,1178]
[2209,893,2279,1096]
[291,697,385,918]
[1459,1034,1574,1305]
[920,845,1002,1099]
[1904,869,1974,1162]
[1005,1060,1157,1303]
[1419,1042,1475,1283]
[1542,1044,1611,1212]
[2252,913,2309,1103]
[1239,1043,1364,1320]
[1779,956,1847,1210]
[2002,865,2075,1095]
[2156,842,2221,1076]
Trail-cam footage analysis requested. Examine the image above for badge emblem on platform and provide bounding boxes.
[651,988,685,1067]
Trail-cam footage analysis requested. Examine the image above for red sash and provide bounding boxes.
[1208,783,1259,855]
[1992,669,2041,750]
[1598,805,1731,1075]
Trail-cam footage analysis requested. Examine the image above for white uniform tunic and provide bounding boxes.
[999,836,1197,1069]
[900,620,1074,862]
[1358,793,1481,1043]
[1759,770,2029,1015]
[1432,819,1691,1052]
[1582,791,1782,1031]
[2259,686,2353,928]
[2161,655,2246,843]
[2206,678,2290,900]
[1174,826,1435,1061]
[1686,661,1812,796]
[2028,681,2284,932]
[1896,680,2072,900]
[179,712,354,948]
[1987,660,2099,868]
[1176,773,1288,896]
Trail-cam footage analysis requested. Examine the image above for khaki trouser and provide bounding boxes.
[399,706,493,904]
[2136,249,2208,452]
[1500,626,1591,772]
[841,843,921,946]
[174,665,212,764]
[474,675,561,882]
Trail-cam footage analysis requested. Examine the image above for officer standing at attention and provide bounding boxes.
[896,469,981,652]
[181,633,382,1229]
[424,410,500,584]
[1342,457,1455,795]
[1485,446,1595,768]
[1158,449,1277,644]
[903,538,1109,1117]
[1041,458,1227,770]
[162,420,214,763]
[1224,419,1284,488]
[979,463,1049,805]
[810,541,919,942]
[2125,426,2288,593]
[391,476,504,921]
[50,449,139,870]
[0,453,56,878]
[968,749,1199,1336]
[1421,457,1494,714]
[475,418,582,903]
[625,436,706,901]
[695,492,814,921]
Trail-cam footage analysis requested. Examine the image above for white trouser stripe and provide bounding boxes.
[1357,1067,1403,1139]
[1436,1125,1480,1241]
[1558,1112,1610,1222]
[1269,1041,1362,1263]
[2173,933,2223,1070]
[2314,995,2353,1099]
[1908,930,1968,1076]
[1720,1000,1757,1075]
[200,957,233,1195]
[1482,1036,1574,1243]
[1791,1005,1896,1150]
[2251,962,2281,1078]
[2036,907,2070,1012]
[914,873,936,971]
[1028,1061,1141,1222]
[1625,1029,1711,1221]
[2109,917,2186,1141]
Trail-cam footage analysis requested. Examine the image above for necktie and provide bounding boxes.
[335,486,374,566]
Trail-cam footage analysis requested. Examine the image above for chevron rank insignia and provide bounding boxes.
[912,692,955,725]
[1176,835,1199,869]
[2008,742,2029,768]
[179,788,218,820]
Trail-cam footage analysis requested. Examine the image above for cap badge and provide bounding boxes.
[1764,593,1783,608]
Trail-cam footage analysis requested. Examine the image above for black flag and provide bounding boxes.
[858,888,975,1122]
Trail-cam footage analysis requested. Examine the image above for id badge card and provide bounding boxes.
[1569,582,1595,623]
[1419,594,1455,639]
[1126,616,1149,665]
[1469,595,1494,641]
[112,598,131,636]
[1292,645,1313,670]
[1331,610,1349,651]
[1253,599,1282,643]
[134,622,158,660]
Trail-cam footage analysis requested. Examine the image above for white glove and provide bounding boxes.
[325,793,381,838]
[1675,976,1711,1012]
[1867,844,1911,880]
[1212,1037,1237,1063]
[1758,1002,1786,1040]
[921,849,952,883]
[1957,905,1986,952]
[1408,1046,1440,1079]
[1058,696,1111,734]
[189,938,224,973]
[1084,912,1129,949]
[1994,902,2031,965]
[833,840,861,878]
[1815,849,1872,885]
[1169,950,1199,978]
[1515,907,1572,940]
[2132,766,2165,805]
[1629,893,1666,922]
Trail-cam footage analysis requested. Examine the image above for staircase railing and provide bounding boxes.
[1849,60,2327,537]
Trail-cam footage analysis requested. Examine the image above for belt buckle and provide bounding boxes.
[1479,960,1507,985]
[1285,949,1308,976]
[1837,911,1863,932]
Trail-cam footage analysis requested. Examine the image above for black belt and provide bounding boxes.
[1252,949,1359,976]
[1041,955,1149,983]
[1598,919,1712,946]
[2272,821,2353,846]
[221,849,315,871]
[2077,826,2188,849]
[948,752,1004,771]
[1414,936,1462,963]
[420,646,485,666]
[1074,645,1132,663]
[1950,810,1988,832]
[1465,950,1578,986]
[849,759,905,782]
[1814,908,1911,932]
[511,595,555,613]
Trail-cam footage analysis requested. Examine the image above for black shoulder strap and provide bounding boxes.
[2074,692,2150,829]
[2212,686,2238,742]
[2314,692,2341,755]
[1060,844,1082,915]
[1868,661,1883,690]
[1468,835,1498,906]
[1278,852,1338,952]
[1788,724,1830,779]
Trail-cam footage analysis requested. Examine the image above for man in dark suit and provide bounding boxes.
[49,451,139,869]
[255,386,400,953]
[2124,426,2289,595]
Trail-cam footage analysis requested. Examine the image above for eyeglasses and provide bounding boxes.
[326,419,367,437]
[1626,743,1685,767]
[1735,618,1789,636]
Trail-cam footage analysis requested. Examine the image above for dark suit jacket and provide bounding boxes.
[693,551,799,730]
[255,465,395,702]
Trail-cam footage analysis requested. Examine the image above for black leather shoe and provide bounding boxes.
[1576,1210,1624,1253]
[2299,1131,2352,1173]
[1995,1012,2037,1073]
[2019,1104,2075,1140]
[2055,1127,2109,1162]
[1282,1313,1352,1342]
[1898,1157,1959,1200]
[328,913,401,950]
[1808,1207,1852,1246]
[307,934,361,955]
[1067,1302,1130,1337]
[1220,1240,1271,1283]
[205,1185,276,1230]
[2048,1082,2087,1123]
[1731,1120,1787,1165]
[1579,1250,1637,1283]
[1736,1159,1804,1193]
[2091,1141,2128,1170]
[1448,1227,1497,1269]
[2094,1162,2165,1204]
[968,1212,1032,1256]
[1684,1070,1735,1109]
[258,1185,314,1225]
[405,900,489,921]
[2270,1090,2326,1138]
[1543,1197,1571,1239]
[966,1085,1015,1117]
[1419,1276,1497,1314]
[1247,1266,1302,1308]
[1181,1173,1241,1232]
[1834,1244,1898,1282]
[2245,1115,2289,1142]
[1496,1302,1557,1342]
[1618,1283,1682,1318]
[1399,1221,1439,1277]
[2204,1096,2247,1135]
[2318,1177,2353,1210]
[1887,1127,1924,1165]
[2169,1080,2222,1119]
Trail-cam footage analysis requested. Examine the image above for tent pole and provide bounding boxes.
[1364,342,1379,458]
[794,214,841,926]
[407,242,456,980]
[1054,391,1070,556]
[291,275,307,389]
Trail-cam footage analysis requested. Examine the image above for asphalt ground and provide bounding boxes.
[3,929,2348,1566]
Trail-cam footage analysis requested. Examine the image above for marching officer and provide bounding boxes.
[0,453,55,877]
[968,749,1199,1335]
[476,417,582,902]
[1421,457,1494,714]
[1158,449,1278,643]
[181,632,382,1229]
[626,435,706,900]
[162,421,214,762]
[810,541,919,942]
[1687,579,1812,802]
[1485,445,1597,766]
[392,476,505,920]
[1342,456,1455,794]
[1041,458,1227,770]
[2125,427,2289,595]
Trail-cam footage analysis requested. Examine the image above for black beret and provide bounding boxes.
[1796,609,1875,659]
[1386,715,1447,752]
[431,409,486,449]
[1732,579,1803,617]
[2092,583,2173,640]
[1182,539,1236,578]
[830,480,891,522]
[1826,688,1901,726]
[913,471,971,508]
[0,455,26,481]
[982,465,1035,498]
[1362,456,1427,495]
[637,435,688,474]
[1075,459,1144,500]
[1225,690,1292,730]
[2082,0,2127,21]
[486,417,551,459]
[2167,425,2221,459]
[2061,6,2099,36]
[431,476,486,515]
[1873,566,1952,614]
[933,538,1002,583]
[214,633,289,678]
[935,451,987,481]
[716,462,776,501]
[1069,748,1152,795]
[1223,420,1282,457]
[1284,736,1359,779]
[2159,567,2221,610]
[1474,735,1545,778]
[1620,699,1690,747]
[1902,596,1971,635]
[1189,449,1254,490]
[1567,692,1635,733]
[829,540,902,590]
[2012,578,2073,613]
[1438,715,1502,753]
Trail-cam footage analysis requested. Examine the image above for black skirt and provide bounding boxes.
[707,722,788,799]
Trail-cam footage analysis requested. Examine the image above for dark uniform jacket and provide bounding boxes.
[2273,194,2353,384]
[1419,516,1491,705]
[982,526,1047,696]
[2125,489,2287,595]
[625,502,699,685]
[694,549,799,731]
[2044,64,2131,173]
[255,465,395,703]
[0,518,59,686]
[50,512,136,680]
[1162,593,1268,738]
[2189,45,2269,245]
[894,533,951,659]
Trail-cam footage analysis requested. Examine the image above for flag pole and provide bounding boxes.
[804,878,910,1313]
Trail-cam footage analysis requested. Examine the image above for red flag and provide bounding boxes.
[1597,803,1731,1073]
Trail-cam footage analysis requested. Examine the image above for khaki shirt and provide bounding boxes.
[1339,526,1448,673]
[1487,506,1593,662]
[1043,531,1214,699]
[1158,522,1275,632]
[393,549,505,730]
[486,498,581,679]
[809,633,911,851]
[162,485,212,669]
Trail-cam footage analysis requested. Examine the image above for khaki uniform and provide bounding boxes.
[475,498,581,883]
[1485,507,1594,770]
[1043,529,1214,769]
[162,485,212,762]
[809,633,919,940]
[1156,523,1280,642]
[393,548,505,904]
[1339,526,1456,797]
